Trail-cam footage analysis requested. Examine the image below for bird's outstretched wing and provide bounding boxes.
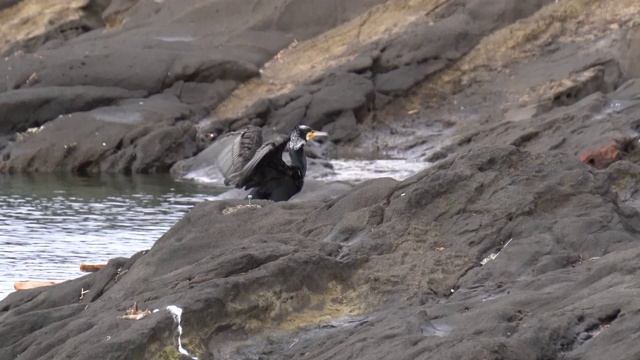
[208,126,263,185]
[230,134,289,189]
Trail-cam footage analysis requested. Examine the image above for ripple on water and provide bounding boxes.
[0,174,223,300]
[317,159,430,183]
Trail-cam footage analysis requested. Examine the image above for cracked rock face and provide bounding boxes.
[3,146,640,360]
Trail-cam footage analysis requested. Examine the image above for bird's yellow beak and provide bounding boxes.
[307,130,329,140]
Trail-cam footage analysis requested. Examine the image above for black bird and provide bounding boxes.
[209,125,329,201]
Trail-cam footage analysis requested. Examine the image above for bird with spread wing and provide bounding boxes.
[208,125,329,202]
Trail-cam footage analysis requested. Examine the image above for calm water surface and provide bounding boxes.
[0,174,224,300]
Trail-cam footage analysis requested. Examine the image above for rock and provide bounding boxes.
[375,0,552,71]
[610,78,640,100]
[579,140,621,169]
[267,94,313,134]
[336,55,374,74]
[0,0,582,178]
[540,65,617,109]
[374,60,448,95]
[579,136,640,169]
[4,146,640,359]
[0,0,389,175]
[321,111,360,144]
[619,23,640,80]
[5,0,640,359]
[165,56,259,85]
[162,80,238,108]
[0,86,147,136]
[304,72,374,130]
[0,94,196,174]
[101,0,137,27]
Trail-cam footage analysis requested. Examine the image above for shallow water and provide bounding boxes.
[0,174,224,300]
[0,159,428,301]
[184,158,430,185]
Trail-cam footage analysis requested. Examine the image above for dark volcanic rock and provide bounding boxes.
[371,0,553,94]
[305,72,374,130]
[4,146,640,359]
[0,94,196,174]
[0,86,146,135]
[203,0,556,165]
[0,0,390,174]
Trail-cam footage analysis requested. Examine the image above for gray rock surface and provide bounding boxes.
[0,0,388,173]
[2,0,640,359]
[3,146,640,360]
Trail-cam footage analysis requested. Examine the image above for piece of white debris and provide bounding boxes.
[166,305,198,359]
[481,238,513,266]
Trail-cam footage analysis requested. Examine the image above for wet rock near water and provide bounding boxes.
[3,146,640,359]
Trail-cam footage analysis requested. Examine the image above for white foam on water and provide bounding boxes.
[184,159,431,185]
[318,159,430,183]
[183,165,226,185]
[166,305,198,359]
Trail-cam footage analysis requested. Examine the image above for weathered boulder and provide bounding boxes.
[0,86,146,135]
[0,94,197,174]
[3,146,640,359]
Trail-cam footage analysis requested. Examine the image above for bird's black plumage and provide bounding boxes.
[209,125,328,202]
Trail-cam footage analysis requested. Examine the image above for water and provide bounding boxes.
[0,174,224,300]
[315,159,427,183]
[183,159,430,185]
[0,159,429,301]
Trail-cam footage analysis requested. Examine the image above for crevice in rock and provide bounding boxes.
[569,308,621,351]
[221,253,288,279]
[74,160,94,176]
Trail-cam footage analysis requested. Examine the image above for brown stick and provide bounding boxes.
[80,263,107,272]
[14,280,64,291]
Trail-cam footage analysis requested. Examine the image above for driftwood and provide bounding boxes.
[14,280,64,291]
[13,263,107,291]
[79,263,107,272]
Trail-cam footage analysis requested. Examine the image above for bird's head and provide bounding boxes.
[289,125,329,150]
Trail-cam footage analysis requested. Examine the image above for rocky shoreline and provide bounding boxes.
[3,0,640,359]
